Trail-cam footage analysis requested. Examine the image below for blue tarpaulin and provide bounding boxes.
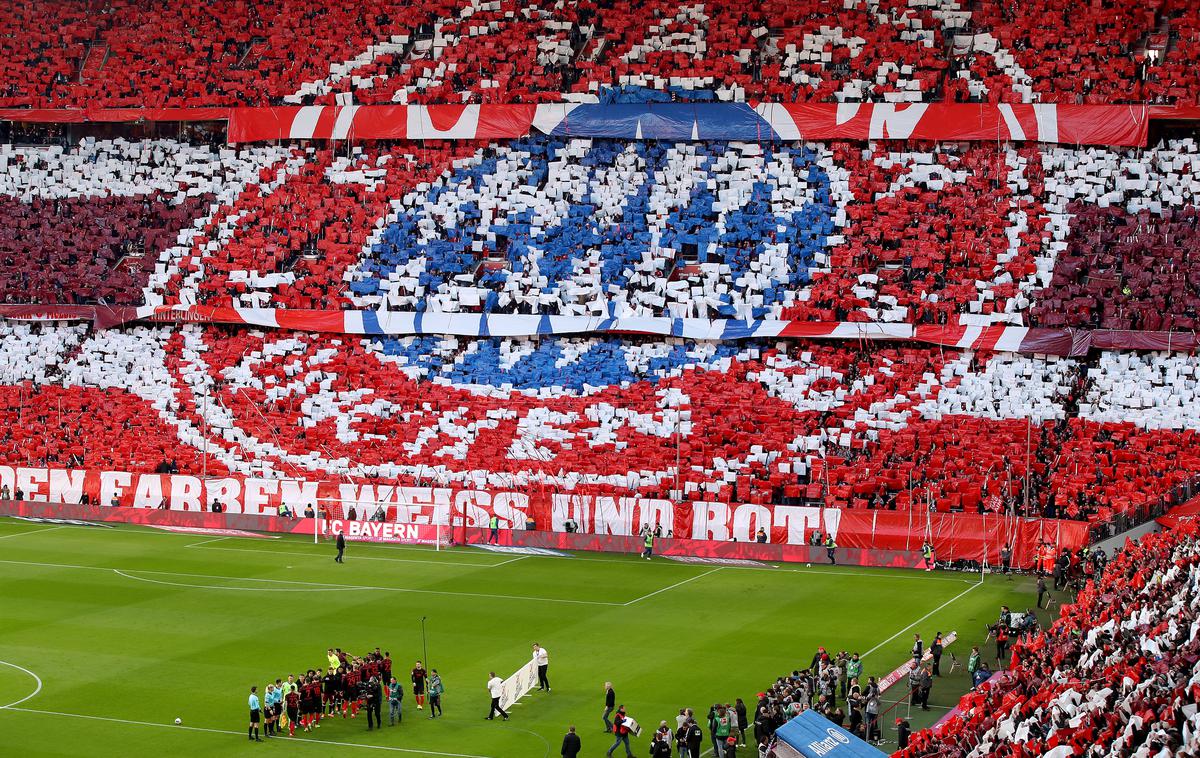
[773,710,887,758]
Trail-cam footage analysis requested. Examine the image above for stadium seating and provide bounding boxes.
[0,138,290,306]
[0,316,1195,528]
[1,1,1199,108]
[4,135,1199,329]
[896,524,1200,757]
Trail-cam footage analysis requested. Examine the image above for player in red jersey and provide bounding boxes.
[412,661,428,710]
[307,676,323,729]
[382,652,393,691]
[344,665,361,717]
[284,685,300,737]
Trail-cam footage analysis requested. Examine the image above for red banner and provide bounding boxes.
[0,102,1158,147]
[0,465,1088,564]
[763,103,1149,146]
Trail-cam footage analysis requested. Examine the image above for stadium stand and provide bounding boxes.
[895,523,1200,757]
[1,0,1199,108]
[7,135,1197,327]
[0,138,290,305]
[0,316,1195,531]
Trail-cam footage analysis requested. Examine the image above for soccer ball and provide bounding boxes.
[806,563,812,567]
[174,718,182,725]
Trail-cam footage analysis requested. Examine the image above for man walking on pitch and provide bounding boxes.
[488,514,500,544]
[606,706,635,758]
[602,682,616,732]
[485,672,509,721]
[334,531,345,563]
[642,527,654,559]
[561,725,582,758]
[825,534,837,564]
[533,643,550,692]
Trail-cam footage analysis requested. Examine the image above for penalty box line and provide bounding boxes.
[1,706,491,757]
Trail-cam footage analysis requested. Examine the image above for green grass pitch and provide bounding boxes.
[0,517,1036,757]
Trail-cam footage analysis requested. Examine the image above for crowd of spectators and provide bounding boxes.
[1,135,1198,330]
[0,318,1197,530]
[1,0,1200,108]
[896,524,1200,758]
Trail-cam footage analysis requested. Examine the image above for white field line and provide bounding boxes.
[182,536,234,548]
[112,569,353,593]
[0,526,66,541]
[622,567,722,606]
[2,706,491,757]
[0,660,42,709]
[186,542,507,568]
[862,580,985,660]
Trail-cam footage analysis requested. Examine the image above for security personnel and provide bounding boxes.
[922,541,934,571]
[825,535,837,564]
[488,514,500,544]
[930,633,943,676]
[907,668,922,707]
[642,529,654,560]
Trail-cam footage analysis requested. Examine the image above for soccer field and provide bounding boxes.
[0,517,1031,757]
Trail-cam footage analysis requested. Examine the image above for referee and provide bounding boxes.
[248,686,263,742]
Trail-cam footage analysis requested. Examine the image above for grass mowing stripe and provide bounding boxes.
[2,707,492,757]
[0,558,627,606]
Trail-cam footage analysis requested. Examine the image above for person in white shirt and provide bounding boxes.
[485,672,509,721]
[533,643,550,692]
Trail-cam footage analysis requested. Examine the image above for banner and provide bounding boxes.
[0,465,1089,564]
[319,518,440,544]
[7,303,1196,358]
[877,631,958,693]
[0,102,1158,146]
[224,102,1149,146]
[498,659,539,711]
[773,709,887,758]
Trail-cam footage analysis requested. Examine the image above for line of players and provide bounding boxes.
[260,648,395,738]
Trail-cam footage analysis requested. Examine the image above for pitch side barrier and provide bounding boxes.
[0,499,933,568]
